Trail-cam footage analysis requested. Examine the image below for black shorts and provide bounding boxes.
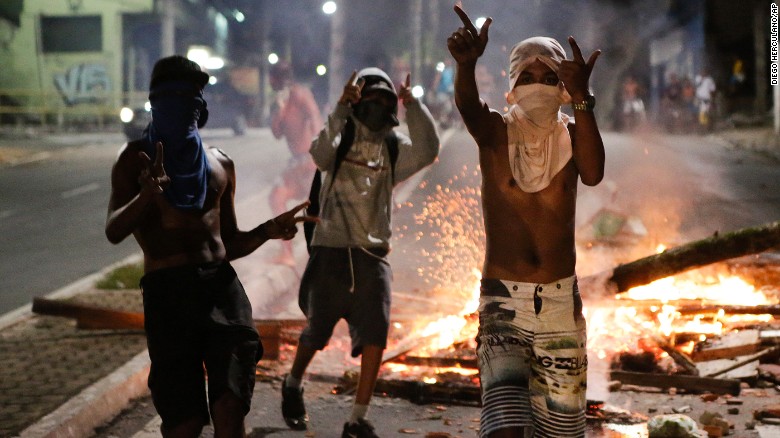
[141,261,261,431]
[298,246,392,357]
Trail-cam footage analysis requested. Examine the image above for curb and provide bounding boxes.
[18,351,151,438]
[0,253,143,331]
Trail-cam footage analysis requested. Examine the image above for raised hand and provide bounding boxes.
[398,73,413,105]
[447,5,492,65]
[338,71,365,106]
[558,36,601,99]
[137,141,170,195]
[266,201,319,240]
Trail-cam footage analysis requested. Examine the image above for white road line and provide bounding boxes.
[0,210,15,220]
[61,182,100,199]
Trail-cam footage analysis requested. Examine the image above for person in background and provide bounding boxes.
[448,5,604,437]
[269,61,324,265]
[106,55,315,438]
[280,67,439,438]
[695,68,716,132]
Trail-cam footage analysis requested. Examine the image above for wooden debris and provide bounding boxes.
[390,356,478,369]
[31,297,299,360]
[582,221,780,295]
[32,297,144,330]
[691,330,761,362]
[701,347,780,378]
[609,371,741,395]
[677,304,780,316]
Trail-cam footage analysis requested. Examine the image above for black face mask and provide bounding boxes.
[197,98,208,128]
[353,100,395,131]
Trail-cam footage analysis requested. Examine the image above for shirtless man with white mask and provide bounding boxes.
[448,6,604,438]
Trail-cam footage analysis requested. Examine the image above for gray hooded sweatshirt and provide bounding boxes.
[309,99,439,251]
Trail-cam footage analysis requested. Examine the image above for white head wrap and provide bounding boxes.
[504,36,573,193]
[508,37,567,91]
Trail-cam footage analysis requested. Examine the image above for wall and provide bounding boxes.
[0,0,152,122]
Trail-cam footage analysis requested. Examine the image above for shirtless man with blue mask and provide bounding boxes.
[106,55,316,438]
[447,6,605,438]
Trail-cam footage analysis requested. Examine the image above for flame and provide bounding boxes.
[391,166,778,378]
[618,274,771,305]
[589,271,777,361]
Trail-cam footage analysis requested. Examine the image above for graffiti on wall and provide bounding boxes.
[53,63,111,106]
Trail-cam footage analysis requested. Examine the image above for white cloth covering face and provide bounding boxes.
[505,37,573,193]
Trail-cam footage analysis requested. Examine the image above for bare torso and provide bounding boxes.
[478,113,578,283]
[120,140,230,273]
[272,84,322,156]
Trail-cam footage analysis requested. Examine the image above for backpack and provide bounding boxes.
[304,118,399,252]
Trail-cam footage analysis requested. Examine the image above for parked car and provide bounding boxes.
[119,81,248,140]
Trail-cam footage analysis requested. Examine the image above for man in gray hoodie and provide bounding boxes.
[280,67,439,438]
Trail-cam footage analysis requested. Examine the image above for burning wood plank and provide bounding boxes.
[608,370,742,395]
[582,221,780,295]
[676,304,780,316]
[389,356,478,369]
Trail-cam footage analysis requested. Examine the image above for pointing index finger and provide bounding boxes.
[154,141,165,170]
[346,70,358,86]
[568,36,585,64]
[454,5,478,37]
[288,201,310,217]
[404,73,411,89]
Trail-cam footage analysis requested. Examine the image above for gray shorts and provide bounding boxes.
[298,246,392,357]
[477,276,587,438]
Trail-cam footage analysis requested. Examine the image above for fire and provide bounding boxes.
[618,274,771,305]
[391,166,778,382]
[589,271,777,361]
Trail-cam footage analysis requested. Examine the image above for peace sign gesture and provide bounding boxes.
[338,70,365,106]
[137,141,170,195]
[397,73,414,105]
[265,201,319,241]
[558,36,601,99]
[447,5,492,65]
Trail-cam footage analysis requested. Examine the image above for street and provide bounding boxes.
[82,124,780,438]
[1,124,779,438]
[0,128,289,315]
[1,126,778,316]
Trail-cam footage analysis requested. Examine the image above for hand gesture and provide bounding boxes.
[338,71,365,106]
[397,73,414,105]
[265,201,319,241]
[447,5,492,65]
[558,36,601,100]
[137,141,170,195]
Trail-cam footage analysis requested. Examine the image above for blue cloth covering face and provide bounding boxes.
[143,81,210,210]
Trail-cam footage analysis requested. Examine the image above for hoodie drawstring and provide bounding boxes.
[347,247,355,293]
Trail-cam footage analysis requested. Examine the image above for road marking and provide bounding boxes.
[61,182,100,199]
[0,209,15,220]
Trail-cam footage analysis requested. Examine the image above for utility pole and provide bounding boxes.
[160,0,175,57]
[327,0,346,109]
[773,1,780,134]
[411,0,422,84]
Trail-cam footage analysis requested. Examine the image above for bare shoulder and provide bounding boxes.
[208,146,235,173]
[112,139,147,174]
[469,108,507,150]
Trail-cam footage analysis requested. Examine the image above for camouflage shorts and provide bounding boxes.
[476,276,587,438]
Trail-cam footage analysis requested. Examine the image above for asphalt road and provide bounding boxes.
[0,128,288,315]
[1,125,778,316]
